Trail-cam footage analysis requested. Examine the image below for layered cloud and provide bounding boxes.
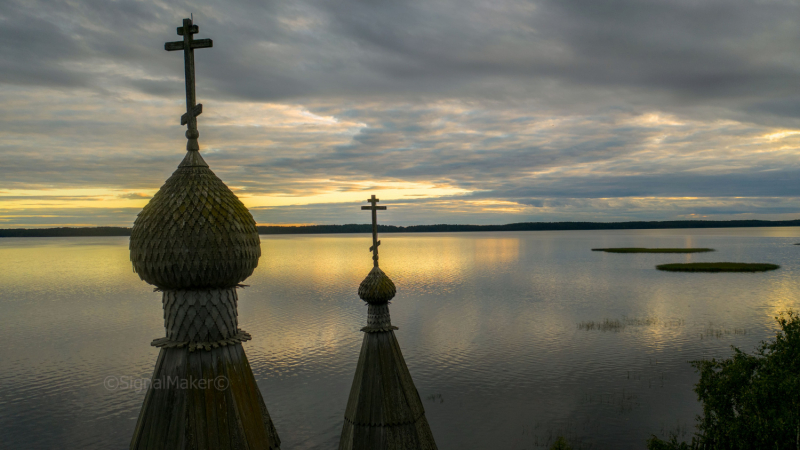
[1,0,799,226]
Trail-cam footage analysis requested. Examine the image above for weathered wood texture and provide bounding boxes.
[130,344,281,450]
[339,305,437,450]
[362,303,397,333]
[341,194,436,448]
[130,17,278,450]
[162,288,239,342]
[358,266,396,304]
[129,151,260,290]
[151,329,252,352]
[150,288,252,352]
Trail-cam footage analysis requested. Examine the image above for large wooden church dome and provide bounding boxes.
[129,150,261,289]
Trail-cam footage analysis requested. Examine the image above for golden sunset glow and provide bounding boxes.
[763,130,800,141]
[238,180,472,208]
[0,189,156,210]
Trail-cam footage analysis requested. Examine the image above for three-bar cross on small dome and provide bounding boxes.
[357,195,396,304]
[340,196,438,449]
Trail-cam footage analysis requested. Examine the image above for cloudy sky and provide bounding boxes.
[2,0,800,227]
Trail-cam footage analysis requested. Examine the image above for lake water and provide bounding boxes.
[1,228,799,449]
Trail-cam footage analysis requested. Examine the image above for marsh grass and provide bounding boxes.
[524,420,594,449]
[647,421,698,450]
[425,393,444,403]
[655,420,695,442]
[578,316,684,332]
[591,248,714,253]
[581,389,639,413]
[550,436,572,450]
[656,262,779,272]
[699,323,747,340]
[578,318,623,331]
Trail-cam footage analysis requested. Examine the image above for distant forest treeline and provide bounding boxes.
[2,219,800,237]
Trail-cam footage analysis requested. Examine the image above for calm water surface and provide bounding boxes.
[1,228,799,449]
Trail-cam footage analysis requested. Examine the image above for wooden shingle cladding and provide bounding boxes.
[130,18,280,449]
[129,151,279,448]
[358,266,397,304]
[339,300,437,449]
[341,196,437,449]
[129,151,261,290]
[130,344,281,450]
[339,329,438,450]
[161,288,240,343]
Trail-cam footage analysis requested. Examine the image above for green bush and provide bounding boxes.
[647,310,800,449]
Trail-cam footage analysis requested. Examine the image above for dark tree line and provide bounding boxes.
[2,219,800,237]
[0,227,132,237]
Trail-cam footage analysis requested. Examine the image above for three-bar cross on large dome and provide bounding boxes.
[128,18,280,450]
[129,18,260,290]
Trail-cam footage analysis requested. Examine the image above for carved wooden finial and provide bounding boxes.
[165,18,213,151]
[361,194,387,267]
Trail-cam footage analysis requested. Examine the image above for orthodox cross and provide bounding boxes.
[361,195,387,267]
[165,18,213,151]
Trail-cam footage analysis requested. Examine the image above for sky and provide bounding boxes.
[1,0,800,227]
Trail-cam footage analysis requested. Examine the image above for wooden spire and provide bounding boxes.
[129,19,280,450]
[339,196,438,450]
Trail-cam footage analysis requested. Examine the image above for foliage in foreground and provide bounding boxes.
[655,262,780,272]
[646,433,693,450]
[647,311,800,449]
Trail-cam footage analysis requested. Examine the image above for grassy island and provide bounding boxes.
[592,248,714,253]
[656,262,779,272]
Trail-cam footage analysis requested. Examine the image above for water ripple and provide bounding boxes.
[1,231,799,449]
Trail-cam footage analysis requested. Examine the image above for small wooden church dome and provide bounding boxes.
[358,266,397,304]
[129,150,261,289]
